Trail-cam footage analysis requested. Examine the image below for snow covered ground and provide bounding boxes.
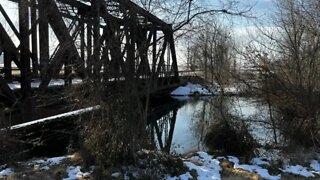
[64,166,94,180]
[167,150,320,180]
[0,168,13,178]
[227,156,281,180]
[1,149,320,179]
[171,83,213,96]
[7,78,83,90]
[0,155,94,179]
[168,152,222,180]
[170,82,244,96]
[27,156,71,171]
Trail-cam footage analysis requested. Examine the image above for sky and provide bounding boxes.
[0,1,21,64]
[0,0,277,35]
[0,0,19,46]
[175,0,277,65]
[0,0,277,66]
[231,0,276,32]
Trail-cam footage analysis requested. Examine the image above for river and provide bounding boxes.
[11,95,276,159]
[149,96,276,155]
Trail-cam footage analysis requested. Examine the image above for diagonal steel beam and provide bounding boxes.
[115,0,171,30]
[0,23,20,68]
[0,4,19,38]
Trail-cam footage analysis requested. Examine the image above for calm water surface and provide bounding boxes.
[150,96,274,155]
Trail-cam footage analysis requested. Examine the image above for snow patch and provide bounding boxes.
[0,168,13,178]
[251,157,270,166]
[184,161,221,180]
[48,157,66,165]
[281,165,315,177]
[168,152,221,180]
[8,78,83,90]
[27,155,76,171]
[227,156,239,164]
[29,156,67,167]
[63,166,93,180]
[171,87,191,96]
[310,160,320,172]
[72,78,83,84]
[111,172,121,178]
[167,172,193,180]
[170,83,213,96]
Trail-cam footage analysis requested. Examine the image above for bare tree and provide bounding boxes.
[133,0,253,37]
[188,23,234,88]
[241,0,320,147]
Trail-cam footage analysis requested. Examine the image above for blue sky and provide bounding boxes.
[232,0,276,27]
[0,0,277,37]
[229,0,276,40]
[0,0,278,65]
[254,0,276,13]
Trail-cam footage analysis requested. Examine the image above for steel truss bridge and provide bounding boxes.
[0,0,179,121]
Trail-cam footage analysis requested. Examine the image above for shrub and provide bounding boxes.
[0,105,23,164]
[71,82,148,173]
[204,119,257,157]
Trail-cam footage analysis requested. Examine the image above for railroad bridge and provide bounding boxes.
[0,0,179,122]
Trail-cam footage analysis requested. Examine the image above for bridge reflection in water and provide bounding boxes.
[148,100,181,153]
[148,98,209,154]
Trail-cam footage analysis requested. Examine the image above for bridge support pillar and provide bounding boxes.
[19,0,33,121]
[39,0,49,80]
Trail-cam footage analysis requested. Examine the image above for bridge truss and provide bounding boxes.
[0,0,179,121]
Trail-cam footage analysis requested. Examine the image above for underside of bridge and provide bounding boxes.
[0,0,179,121]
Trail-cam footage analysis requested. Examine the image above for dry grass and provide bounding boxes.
[9,166,68,180]
[220,160,261,180]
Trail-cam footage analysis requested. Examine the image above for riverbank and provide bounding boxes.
[1,147,320,179]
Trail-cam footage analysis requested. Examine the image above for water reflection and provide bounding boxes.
[148,100,182,154]
[149,96,277,155]
[148,98,209,154]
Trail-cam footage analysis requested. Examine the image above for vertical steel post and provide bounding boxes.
[39,0,49,79]
[19,0,32,121]
[31,0,38,77]
[92,0,100,80]
[80,14,85,75]
[87,23,92,76]
[152,29,157,73]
